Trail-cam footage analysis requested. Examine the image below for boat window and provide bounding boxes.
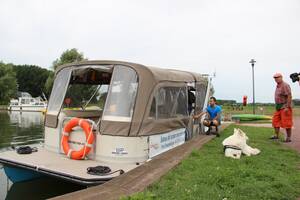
[195,81,208,112]
[63,84,109,110]
[70,67,111,85]
[149,86,188,119]
[47,68,72,115]
[102,65,138,122]
[62,67,112,110]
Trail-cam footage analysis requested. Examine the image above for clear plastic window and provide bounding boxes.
[63,84,109,110]
[103,65,138,122]
[195,81,208,112]
[47,68,72,115]
[149,86,188,119]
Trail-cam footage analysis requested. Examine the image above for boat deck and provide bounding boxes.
[0,147,138,185]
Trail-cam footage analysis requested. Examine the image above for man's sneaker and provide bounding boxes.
[269,135,279,140]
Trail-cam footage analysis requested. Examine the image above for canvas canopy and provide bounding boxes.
[45,60,208,137]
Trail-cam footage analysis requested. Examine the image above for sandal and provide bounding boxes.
[284,138,292,143]
[269,136,279,140]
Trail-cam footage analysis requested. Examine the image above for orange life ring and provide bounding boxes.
[61,117,95,160]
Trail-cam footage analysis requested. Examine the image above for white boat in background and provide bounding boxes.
[7,92,47,112]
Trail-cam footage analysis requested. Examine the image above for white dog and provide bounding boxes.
[222,128,260,159]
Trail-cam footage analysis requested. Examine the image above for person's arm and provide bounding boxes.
[287,94,292,108]
[213,112,221,121]
[284,85,292,110]
[193,111,206,119]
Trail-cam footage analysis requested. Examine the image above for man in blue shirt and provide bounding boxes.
[193,96,222,135]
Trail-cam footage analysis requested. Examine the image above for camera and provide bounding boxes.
[290,73,300,82]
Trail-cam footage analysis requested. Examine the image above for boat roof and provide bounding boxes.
[46,60,209,136]
[55,60,205,83]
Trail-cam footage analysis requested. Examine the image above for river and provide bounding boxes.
[0,111,84,200]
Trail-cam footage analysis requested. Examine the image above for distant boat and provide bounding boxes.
[7,92,47,112]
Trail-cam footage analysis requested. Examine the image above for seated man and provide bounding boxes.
[193,96,222,136]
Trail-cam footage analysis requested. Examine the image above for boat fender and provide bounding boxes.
[61,117,95,160]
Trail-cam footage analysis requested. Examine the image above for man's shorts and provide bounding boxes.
[272,108,293,129]
[204,118,221,126]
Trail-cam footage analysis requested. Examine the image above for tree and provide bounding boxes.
[44,71,54,97]
[13,65,51,97]
[52,48,85,70]
[0,62,17,104]
[45,48,86,95]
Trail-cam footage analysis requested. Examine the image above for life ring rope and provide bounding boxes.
[81,124,94,159]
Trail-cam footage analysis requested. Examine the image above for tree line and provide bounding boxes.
[0,48,85,104]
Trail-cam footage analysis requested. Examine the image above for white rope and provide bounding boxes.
[67,149,73,158]
[78,119,83,127]
[85,143,93,148]
[62,131,69,136]
[81,121,94,159]
[86,119,97,130]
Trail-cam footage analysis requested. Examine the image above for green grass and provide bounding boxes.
[222,105,300,121]
[123,125,300,200]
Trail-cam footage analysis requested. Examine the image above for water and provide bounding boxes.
[0,111,84,200]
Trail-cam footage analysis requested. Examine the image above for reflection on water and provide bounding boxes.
[9,111,44,129]
[0,111,44,150]
[0,111,84,199]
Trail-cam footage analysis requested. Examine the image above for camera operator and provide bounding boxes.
[290,72,300,85]
[270,73,293,142]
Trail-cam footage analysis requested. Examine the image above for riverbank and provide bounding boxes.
[125,125,300,200]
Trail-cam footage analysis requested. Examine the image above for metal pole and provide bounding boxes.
[252,64,255,114]
[249,59,256,115]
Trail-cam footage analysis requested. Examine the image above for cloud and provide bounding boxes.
[0,0,300,102]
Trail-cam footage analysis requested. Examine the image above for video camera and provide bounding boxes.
[290,73,300,82]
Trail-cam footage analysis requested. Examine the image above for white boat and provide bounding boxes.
[0,60,211,186]
[7,92,47,112]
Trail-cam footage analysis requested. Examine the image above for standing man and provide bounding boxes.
[270,73,293,142]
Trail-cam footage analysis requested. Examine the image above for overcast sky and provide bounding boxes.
[0,0,299,102]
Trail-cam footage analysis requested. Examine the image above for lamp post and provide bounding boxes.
[249,59,256,114]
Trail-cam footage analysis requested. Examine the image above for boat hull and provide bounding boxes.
[7,105,47,112]
[4,165,43,183]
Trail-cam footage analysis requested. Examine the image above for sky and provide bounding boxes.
[0,0,299,103]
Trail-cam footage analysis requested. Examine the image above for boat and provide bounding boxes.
[7,92,47,112]
[232,114,272,121]
[0,60,211,186]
